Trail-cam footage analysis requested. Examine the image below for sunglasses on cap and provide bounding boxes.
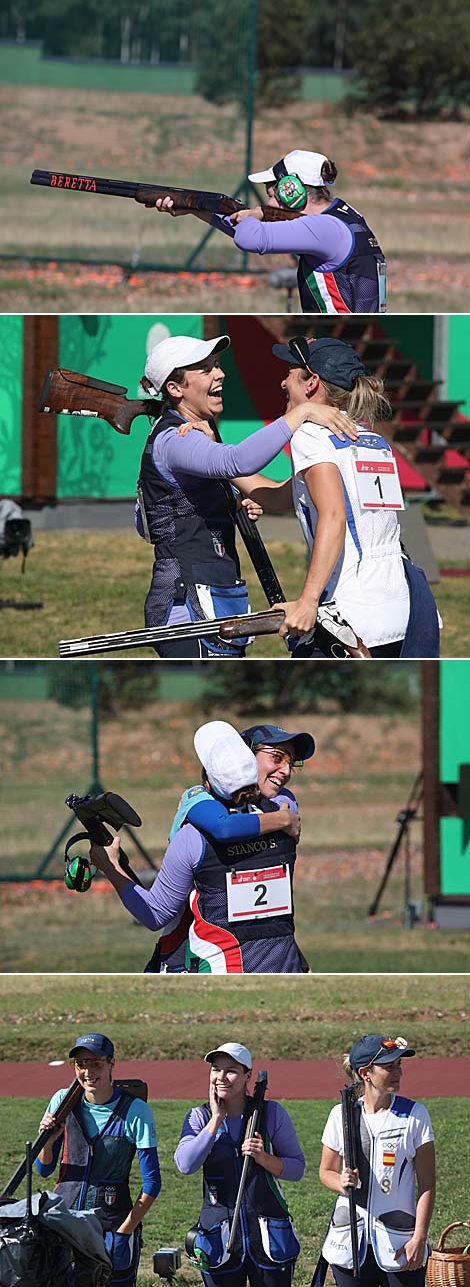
[365,1037,408,1067]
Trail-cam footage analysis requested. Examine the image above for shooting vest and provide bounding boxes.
[194,1098,300,1270]
[297,199,386,314]
[187,798,303,973]
[55,1090,135,1231]
[322,1095,433,1272]
[138,409,241,588]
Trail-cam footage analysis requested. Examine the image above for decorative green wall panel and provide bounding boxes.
[57,315,202,497]
[439,660,470,896]
[448,315,470,417]
[0,316,23,495]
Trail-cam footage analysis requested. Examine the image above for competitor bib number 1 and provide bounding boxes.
[226,866,292,922]
[354,449,404,510]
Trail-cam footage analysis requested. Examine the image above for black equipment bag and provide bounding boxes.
[0,1206,74,1287]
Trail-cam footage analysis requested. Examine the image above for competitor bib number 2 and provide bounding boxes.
[354,449,404,510]
[226,866,292,922]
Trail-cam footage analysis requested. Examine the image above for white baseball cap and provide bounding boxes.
[194,720,258,800]
[205,1042,253,1071]
[249,149,331,187]
[144,334,230,396]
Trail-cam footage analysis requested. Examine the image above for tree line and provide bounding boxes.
[1,0,468,116]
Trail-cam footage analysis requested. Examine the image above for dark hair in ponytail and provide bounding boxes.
[305,158,338,203]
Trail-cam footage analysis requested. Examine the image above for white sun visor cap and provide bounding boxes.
[194,720,258,800]
[144,334,230,396]
[205,1042,253,1071]
[249,149,331,186]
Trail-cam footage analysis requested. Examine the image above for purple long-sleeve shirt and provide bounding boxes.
[151,414,292,484]
[211,211,352,272]
[175,1100,305,1182]
[120,793,298,932]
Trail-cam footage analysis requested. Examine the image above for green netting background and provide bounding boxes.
[0,663,97,880]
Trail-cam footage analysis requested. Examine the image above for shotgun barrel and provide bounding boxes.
[227,1071,268,1254]
[341,1086,360,1277]
[59,610,286,657]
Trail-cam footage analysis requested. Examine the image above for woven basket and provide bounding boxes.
[427,1224,470,1287]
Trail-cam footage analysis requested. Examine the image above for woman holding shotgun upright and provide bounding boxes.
[175,1042,304,1287]
[319,1034,435,1287]
[136,331,356,658]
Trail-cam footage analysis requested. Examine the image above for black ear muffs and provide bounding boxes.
[272,159,307,211]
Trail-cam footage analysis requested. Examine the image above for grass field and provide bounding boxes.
[0,977,468,1287]
[2,1094,466,1287]
[0,532,467,658]
[2,695,470,973]
[1,87,470,312]
[1,974,469,1059]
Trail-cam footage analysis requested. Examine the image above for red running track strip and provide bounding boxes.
[0,1058,468,1100]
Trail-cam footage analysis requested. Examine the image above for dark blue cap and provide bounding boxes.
[69,1032,114,1059]
[272,336,366,391]
[240,724,315,761]
[349,1034,415,1071]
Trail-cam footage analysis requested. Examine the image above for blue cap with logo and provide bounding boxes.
[272,336,366,392]
[69,1032,115,1059]
[241,724,315,761]
[349,1034,415,1071]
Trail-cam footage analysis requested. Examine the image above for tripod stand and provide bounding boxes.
[368,771,423,925]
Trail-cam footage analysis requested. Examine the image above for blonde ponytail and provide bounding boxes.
[321,374,391,427]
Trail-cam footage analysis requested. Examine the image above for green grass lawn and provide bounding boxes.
[0,533,466,658]
[1,974,469,1060]
[0,1091,466,1287]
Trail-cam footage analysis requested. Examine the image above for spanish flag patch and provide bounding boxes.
[383,1152,396,1166]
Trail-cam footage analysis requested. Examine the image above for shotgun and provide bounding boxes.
[1,1078,149,1200]
[64,790,147,888]
[39,371,370,659]
[59,610,286,657]
[340,1085,360,1277]
[227,1071,268,1254]
[1,1079,82,1198]
[30,169,302,221]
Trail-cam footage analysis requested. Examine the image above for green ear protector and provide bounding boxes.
[272,159,308,211]
[64,833,96,892]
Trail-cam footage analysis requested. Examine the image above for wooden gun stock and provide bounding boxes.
[30,169,302,220]
[38,368,158,435]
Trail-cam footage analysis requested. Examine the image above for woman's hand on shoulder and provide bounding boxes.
[176,420,215,439]
[285,401,358,439]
